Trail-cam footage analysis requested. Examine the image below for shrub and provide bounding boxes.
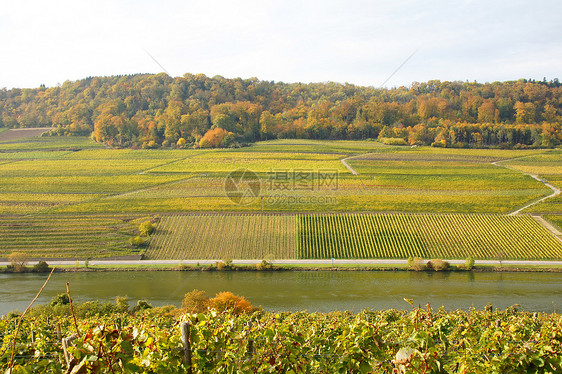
[132,300,153,313]
[216,260,234,271]
[255,260,272,270]
[139,221,155,236]
[50,293,70,307]
[379,137,408,145]
[115,296,129,312]
[6,311,21,319]
[130,236,147,247]
[152,305,179,317]
[32,261,50,273]
[465,256,475,270]
[75,301,116,318]
[209,292,255,315]
[427,259,450,271]
[182,289,210,313]
[410,257,426,271]
[407,256,414,267]
[8,252,28,272]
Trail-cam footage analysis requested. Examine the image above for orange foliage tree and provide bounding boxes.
[181,290,256,315]
[199,127,234,148]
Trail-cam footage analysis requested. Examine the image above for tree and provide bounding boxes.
[182,289,210,313]
[515,101,536,124]
[139,221,155,236]
[199,127,233,148]
[8,252,28,272]
[209,291,255,314]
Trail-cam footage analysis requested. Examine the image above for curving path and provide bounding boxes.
[491,158,561,216]
[340,156,358,175]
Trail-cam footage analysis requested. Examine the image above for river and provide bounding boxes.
[1,270,561,316]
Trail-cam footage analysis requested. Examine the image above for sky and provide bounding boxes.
[0,0,560,89]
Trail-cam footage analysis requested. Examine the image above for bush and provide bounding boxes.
[115,296,129,312]
[379,137,408,145]
[50,293,70,307]
[427,259,450,271]
[216,259,234,271]
[255,260,272,270]
[410,257,426,271]
[130,236,147,247]
[209,291,256,315]
[32,261,50,273]
[139,221,155,236]
[6,311,20,319]
[8,252,28,272]
[182,289,210,313]
[75,301,116,318]
[407,256,414,267]
[132,300,153,313]
[465,256,475,270]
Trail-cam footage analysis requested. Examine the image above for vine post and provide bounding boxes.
[180,321,193,373]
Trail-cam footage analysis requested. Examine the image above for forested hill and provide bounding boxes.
[1,73,561,148]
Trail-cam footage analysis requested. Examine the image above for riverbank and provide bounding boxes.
[2,259,562,273]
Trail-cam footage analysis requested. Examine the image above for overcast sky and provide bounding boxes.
[0,0,560,89]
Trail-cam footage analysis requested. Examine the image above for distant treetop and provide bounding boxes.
[1,74,560,148]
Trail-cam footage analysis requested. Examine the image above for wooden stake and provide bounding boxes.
[66,282,80,336]
[180,322,193,373]
[62,334,78,368]
[8,267,55,374]
[247,339,254,359]
[56,323,62,341]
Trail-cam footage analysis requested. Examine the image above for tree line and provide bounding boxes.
[0,73,561,148]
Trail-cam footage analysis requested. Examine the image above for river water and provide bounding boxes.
[1,271,561,316]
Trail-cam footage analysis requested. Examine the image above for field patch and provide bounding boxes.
[146,214,296,259]
[0,136,104,151]
[149,151,345,174]
[146,213,562,260]
[0,128,52,142]
[0,215,140,259]
[297,214,562,260]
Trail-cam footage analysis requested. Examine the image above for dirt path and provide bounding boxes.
[508,175,560,215]
[340,156,358,175]
[532,215,562,243]
[491,156,561,216]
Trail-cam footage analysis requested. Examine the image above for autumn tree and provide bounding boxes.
[199,127,234,148]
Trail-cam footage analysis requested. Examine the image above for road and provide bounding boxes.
[2,259,562,267]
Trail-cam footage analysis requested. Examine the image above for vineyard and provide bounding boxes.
[146,213,562,260]
[145,214,296,260]
[0,136,557,215]
[297,214,562,260]
[1,305,561,373]
[0,215,139,259]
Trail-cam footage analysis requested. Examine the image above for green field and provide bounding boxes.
[146,214,296,260]
[297,214,562,260]
[1,135,561,261]
[0,136,556,215]
[145,213,562,260]
[0,215,140,259]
